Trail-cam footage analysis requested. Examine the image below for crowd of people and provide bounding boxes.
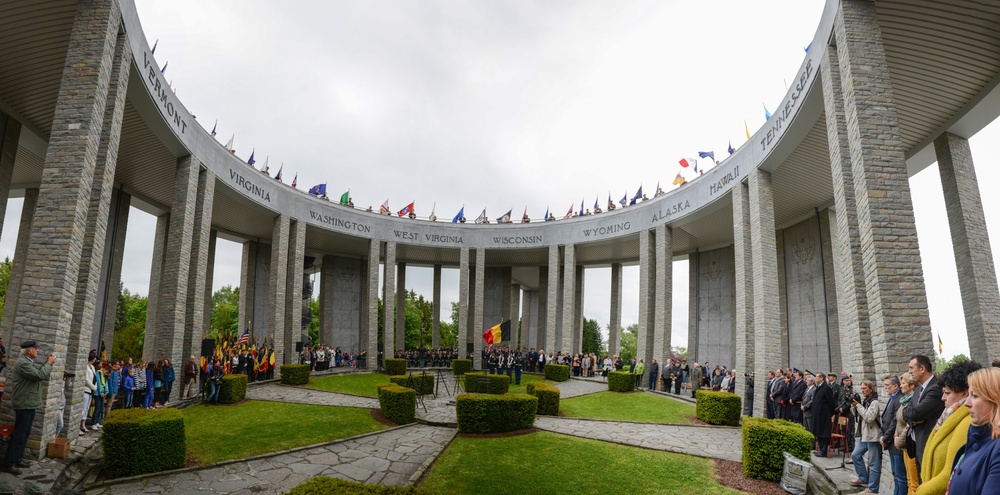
[393,347,459,368]
[76,353,177,434]
[299,345,368,370]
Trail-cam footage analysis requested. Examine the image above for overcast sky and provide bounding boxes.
[2,0,996,361]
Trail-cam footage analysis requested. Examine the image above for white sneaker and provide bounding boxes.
[93,424,102,429]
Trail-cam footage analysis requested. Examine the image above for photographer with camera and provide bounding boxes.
[837,375,857,455]
[850,379,882,494]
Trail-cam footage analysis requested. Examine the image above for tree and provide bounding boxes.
[112,285,148,361]
[308,297,320,345]
[935,353,970,374]
[438,302,459,348]
[0,257,11,325]
[672,346,688,362]
[210,285,240,340]
[582,318,604,355]
[619,323,637,362]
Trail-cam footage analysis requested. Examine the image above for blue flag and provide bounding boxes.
[698,151,714,161]
[594,196,599,210]
[804,42,812,53]
[764,104,771,120]
[452,206,465,223]
[247,149,255,166]
[728,141,735,155]
[579,199,584,216]
[161,61,168,74]
[210,120,217,137]
[151,39,158,55]
[497,209,512,223]
[630,185,643,206]
[619,192,628,207]
[308,183,327,196]
[544,206,549,220]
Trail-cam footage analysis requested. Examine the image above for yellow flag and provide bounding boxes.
[744,120,751,140]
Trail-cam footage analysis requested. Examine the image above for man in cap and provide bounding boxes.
[2,340,56,475]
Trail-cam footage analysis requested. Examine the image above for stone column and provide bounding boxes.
[561,244,575,353]
[687,251,699,363]
[749,170,779,417]
[835,0,932,376]
[609,262,622,357]
[538,267,549,352]
[653,224,673,362]
[268,215,290,366]
[521,290,534,349]
[432,264,441,348]
[0,113,22,240]
[320,255,334,345]
[0,189,38,343]
[573,266,584,353]
[364,241,380,370]
[510,283,521,346]
[776,229,788,367]
[183,169,215,369]
[935,133,1000,362]
[734,183,755,382]
[395,262,406,349]
[458,248,470,363]
[637,229,654,367]
[203,230,217,334]
[95,189,131,356]
[820,210,843,373]
[283,219,305,367]
[4,0,124,453]
[238,241,258,340]
[143,215,168,361]
[546,245,559,353]
[821,44,872,379]
[382,242,396,354]
[472,248,485,369]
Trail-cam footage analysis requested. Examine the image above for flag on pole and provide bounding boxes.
[522,207,529,223]
[679,158,697,168]
[274,164,283,182]
[430,202,436,218]
[260,156,269,174]
[745,121,751,140]
[655,182,663,195]
[804,42,812,53]
[452,206,465,223]
[247,149,256,166]
[728,141,735,155]
[210,120,217,137]
[224,134,235,151]
[630,186,643,206]
[291,173,297,188]
[380,200,391,215]
[937,333,944,356]
[497,209,511,223]
[151,39,158,55]
[564,204,574,219]
[475,209,487,224]
[607,194,614,211]
[308,183,327,196]
[593,196,599,210]
[237,328,250,347]
[673,171,686,186]
[398,201,415,217]
[764,104,772,120]
[579,198,584,216]
[619,192,628,207]
[482,320,512,345]
[698,151,715,161]
[693,161,700,174]
[544,206,549,220]
[161,61,168,74]
[340,190,350,204]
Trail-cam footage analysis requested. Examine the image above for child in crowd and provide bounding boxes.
[123,367,135,408]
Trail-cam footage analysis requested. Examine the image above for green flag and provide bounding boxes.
[340,191,350,205]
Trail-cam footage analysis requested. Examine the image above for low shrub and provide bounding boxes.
[530,383,560,416]
[280,364,311,385]
[389,373,435,395]
[218,373,248,404]
[461,372,510,394]
[607,371,635,392]
[385,358,407,376]
[456,393,537,433]
[695,390,742,426]
[544,363,570,382]
[101,408,185,478]
[741,417,814,481]
[286,476,425,494]
[377,383,416,425]
[451,359,473,376]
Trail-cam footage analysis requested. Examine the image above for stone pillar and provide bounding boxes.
[238,241,258,340]
[734,183,755,382]
[834,0,932,376]
[821,44,873,378]
[510,284,521,347]
[0,113,22,241]
[203,230,217,334]
[395,262,406,349]
[653,224,673,362]
[687,251,699,364]
[283,219,305,367]
[521,290,534,349]
[573,266,584,353]
[4,0,124,453]
[320,255,334,345]
[472,249,485,369]
[382,242,396,354]
[538,266,549,352]
[143,215,169,361]
[609,263,622,357]
[432,264,441,348]
[0,189,38,343]
[637,229,654,367]
[183,169,215,370]
[458,248,470,363]
[546,245,559,353]
[560,244,575,353]
[776,229,788,367]
[95,189,131,356]
[820,210,843,373]
[365,241,380,370]
[268,215,290,367]
[935,133,1000,363]
[749,170,779,418]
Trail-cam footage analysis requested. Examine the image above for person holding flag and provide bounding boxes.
[452,206,465,223]
[629,186,643,206]
[340,190,352,206]
[482,320,512,346]
[379,200,391,215]
[308,183,327,197]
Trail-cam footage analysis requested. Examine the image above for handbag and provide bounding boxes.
[155,379,163,388]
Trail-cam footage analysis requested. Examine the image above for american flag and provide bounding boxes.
[237,328,250,347]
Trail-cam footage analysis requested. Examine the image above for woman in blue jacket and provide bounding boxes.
[947,367,1000,494]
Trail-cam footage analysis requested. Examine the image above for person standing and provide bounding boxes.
[2,341,56,476]
[811,372,836,457]
[903,354,944,472]
[82,354,97,432]
[690,362,703,399]
[634,359,645,390]
[945,367,1000,495]
[802,375,816,432]
[878,375,904,495]
[648,359,659,391]
[182,356,199,399]
[850,379,882,494]
[790,371,806,424]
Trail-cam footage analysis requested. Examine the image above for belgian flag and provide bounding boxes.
[482,320,511,345]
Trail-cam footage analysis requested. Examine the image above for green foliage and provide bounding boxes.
[287,476,426,495]
[461,372,510,394]
[619,323,637,363]
[389,373,435,395]
[219,373,248,404]
[439,302,459,348]
[561,391,695,424]
[741,417,814,481]
[280,364,311,385]
[0,257,11,324]
[695,390,742,426]
[452,359,472,376]
[608,371,636,392]
[544,364,570,382]
[210,285,240,340]
[529,383,560,416]
[456,393,537,433]
[935,353,970,374]
[308,297,320,346]
[385,358,407,376]
[377,383,416,425]
[112,323,145,362]
[101,408,185,478]
[671,346,688,363]
[112,285,148,361]
[582,318,605,356]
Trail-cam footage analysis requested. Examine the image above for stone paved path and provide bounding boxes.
[534,417,742,461]
[85,424,455,495]
[248,382,379,408]
[554,377,608,398]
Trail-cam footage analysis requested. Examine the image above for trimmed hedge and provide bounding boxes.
[456,393,538,433]
[101,408,185,478]
[741,417,814,481]
[452,359,473,376]
[461,372,510,394]
[385,358,407,376]
[280,364,311,385]
[544,363,570,382]
[608,371,636,392]
[695,390,742,426]
[219,373,248,404]
[287,476,425,494]
[389,373,435,395]
[377,383,416,425]
[529,383,560,416]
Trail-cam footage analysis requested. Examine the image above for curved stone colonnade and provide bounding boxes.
[1,0,1000,458]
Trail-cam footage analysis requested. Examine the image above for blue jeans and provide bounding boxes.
[207,381,221,403]
[852,440,882,492]
[648,373,658,390]
[514,368,521,385]
[889,450,906,495]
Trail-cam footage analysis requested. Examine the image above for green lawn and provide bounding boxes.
[419,431,742,495]
[560,391,696,424]
[303,372,391,397]
[182,400,386,464]
[460,372,552,395]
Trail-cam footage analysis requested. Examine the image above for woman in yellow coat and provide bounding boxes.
[915,359,982,495]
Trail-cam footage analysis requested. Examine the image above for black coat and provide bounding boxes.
[811,382,836,438]
[903,376,945,464]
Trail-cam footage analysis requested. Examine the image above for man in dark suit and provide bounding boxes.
[765,371,776,419]
[789,370,806,424]
[810,372,836,457]
[903,354,944,472]
[771,368,788,420]
[880,375,905,495]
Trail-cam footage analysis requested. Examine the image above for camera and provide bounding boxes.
[744,372,754,377]
[850,393,862,403]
